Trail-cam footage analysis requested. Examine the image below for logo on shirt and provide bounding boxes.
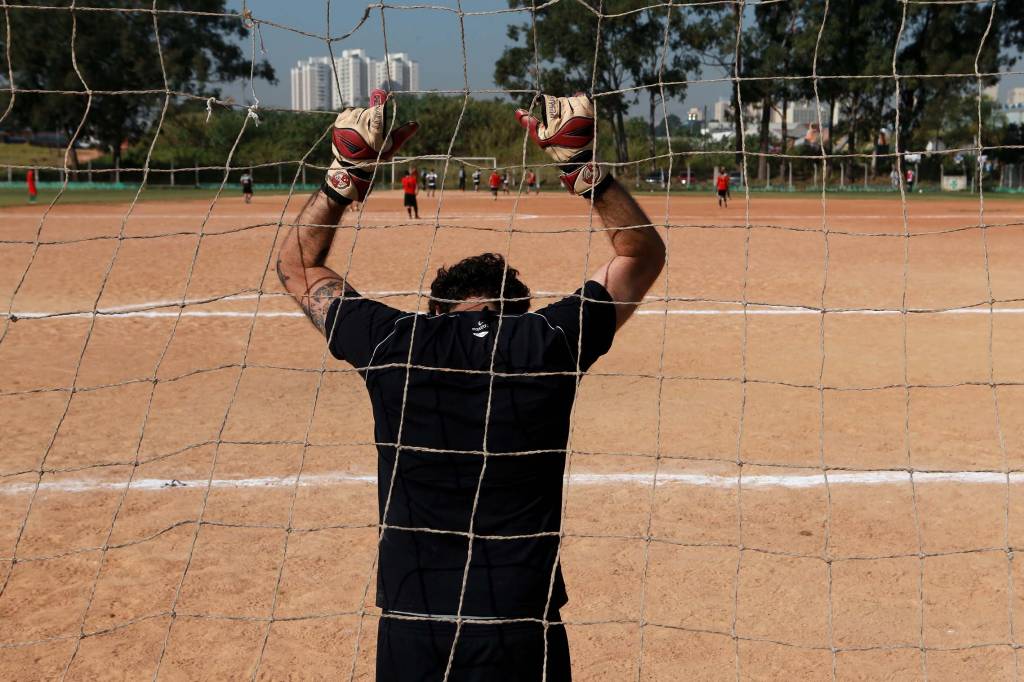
[472,321,489,338]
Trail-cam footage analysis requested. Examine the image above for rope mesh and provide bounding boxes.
[1,0,1022,679]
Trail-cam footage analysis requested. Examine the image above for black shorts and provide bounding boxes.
[243,186,253,195]
[490,187,498,195]
[404,193,418,208]
[717,189,728,198]
[376,614,571,682]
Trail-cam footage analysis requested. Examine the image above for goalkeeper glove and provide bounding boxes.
[515,93,611,198]
[323,88,419,206]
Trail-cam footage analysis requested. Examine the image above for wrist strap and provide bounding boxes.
[558,149,610,198]
[323,163,372,205]
[320,181,353,206]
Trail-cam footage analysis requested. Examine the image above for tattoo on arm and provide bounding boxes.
[275,258,290,285]
[301,279,347,334]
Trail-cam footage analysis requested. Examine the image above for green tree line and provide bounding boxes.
[4,0,1024,188]
[496,0,1024,182]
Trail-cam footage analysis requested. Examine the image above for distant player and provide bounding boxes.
[488,169,501,199]
[525,168,538,194]
[402,166,420,219]
[905,167,916,193]
[458,165,467,191]
[240,170,254,203]
[716,168,730,208]
[26,168,37,204]
[501,172,510,194]
[426,168,438,197]
[472,168,481,191]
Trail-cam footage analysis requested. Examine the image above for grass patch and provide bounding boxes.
[0,143,111,169]
[0,185,261,207]
[0,143,67,168]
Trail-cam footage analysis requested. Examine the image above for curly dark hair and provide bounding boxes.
[428,253,531,315]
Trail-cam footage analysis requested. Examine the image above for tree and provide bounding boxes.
[740,1,812,181]
[688,2,750,164]
[656,113,686,138]
[495,0,693,166]
[893,2,1006,150]
[619,5,697,171]
[0,1,273,170]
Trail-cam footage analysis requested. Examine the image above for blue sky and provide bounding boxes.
[224,1,1023,117]
[225,1,550,104]
[223,0,732,116]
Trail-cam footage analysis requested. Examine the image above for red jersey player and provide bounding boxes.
[716,169,730,208]
[401,167,419,219]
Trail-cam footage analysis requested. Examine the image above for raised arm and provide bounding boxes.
[277,88,417,335]
[516,94,665,329]
[276,190,353,333]
[588,180,665,328]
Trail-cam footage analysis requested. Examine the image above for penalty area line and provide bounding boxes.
[9,307,1024,320]
[0,470,1019,495]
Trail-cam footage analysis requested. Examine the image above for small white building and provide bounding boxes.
[331,49,371,108]
[290,57,333,111]
[371,53,421,94]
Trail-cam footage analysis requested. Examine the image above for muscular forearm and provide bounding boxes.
[277,190,353,332]
[592,179,665,260]
[588,179,666,328]
[278,190,346,276]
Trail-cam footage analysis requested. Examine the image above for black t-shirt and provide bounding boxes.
[324,281,617,618]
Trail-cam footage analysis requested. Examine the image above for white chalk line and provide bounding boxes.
[3,213,542,221]
[10,307,1024,320]
[1,470,1019,495]
[7,291,1024,320]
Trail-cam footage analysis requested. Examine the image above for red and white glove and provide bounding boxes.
[515,93,611,198]
[322,88,419,205]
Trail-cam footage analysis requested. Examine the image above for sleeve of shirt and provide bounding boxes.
[323,293,405,369]
[534,280,617,371]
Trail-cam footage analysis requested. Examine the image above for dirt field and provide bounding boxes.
[3,187,1024,680]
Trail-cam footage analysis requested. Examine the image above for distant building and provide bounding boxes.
[332,49,371,108]
[686,107,703,122]
[712,99,732,122]
[371,53,420,93]
[290,57,333,111]
[292,51,421,112]
[786,101,836,126]
[1008,87,1024,107]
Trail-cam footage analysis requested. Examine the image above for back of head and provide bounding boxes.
[429,253,531,315]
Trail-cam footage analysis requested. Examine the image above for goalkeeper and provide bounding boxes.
[277,90,664,681]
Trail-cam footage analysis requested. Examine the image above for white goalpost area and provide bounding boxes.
[389,155,497,187]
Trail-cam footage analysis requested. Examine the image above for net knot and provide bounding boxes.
[205,97,216,124]
[246,104,260,127]
[241,7,255,29]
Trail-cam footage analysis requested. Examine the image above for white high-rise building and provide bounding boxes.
[331,49,371,109]
[370,53,420,93]
[290,57,333,111]
[1009,87,1024,106]
[293,51,421,112]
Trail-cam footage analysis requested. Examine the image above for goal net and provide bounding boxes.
[1,0,1022,679]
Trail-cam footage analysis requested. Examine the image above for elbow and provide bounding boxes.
[649,232,667,276]
[275,254,288,289]
[275,249,298,294]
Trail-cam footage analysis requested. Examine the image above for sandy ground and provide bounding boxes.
[2,188,1024,680]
